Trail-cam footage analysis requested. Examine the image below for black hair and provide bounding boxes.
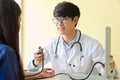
[53,1,80,19]
[0,0,25,80]
[0,0,21,52]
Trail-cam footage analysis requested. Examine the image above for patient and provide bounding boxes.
[0,0,54,80]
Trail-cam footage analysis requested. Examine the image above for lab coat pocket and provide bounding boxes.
[72,64,81,72]
[72,58,86,73]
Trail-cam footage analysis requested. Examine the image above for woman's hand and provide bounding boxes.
[25,68,55,80]
[40,68,55,78]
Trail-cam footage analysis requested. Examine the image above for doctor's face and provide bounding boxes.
[52,16,78,35]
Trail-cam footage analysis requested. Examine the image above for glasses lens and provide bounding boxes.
[52,18,58,23]
[52,17,68,24]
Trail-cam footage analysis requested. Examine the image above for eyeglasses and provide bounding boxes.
[52,17,69,24]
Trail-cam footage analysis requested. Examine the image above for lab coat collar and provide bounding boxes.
[58,29,82,63]
[59,29,81,46]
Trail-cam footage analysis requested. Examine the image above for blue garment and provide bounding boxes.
[0,42,19,80]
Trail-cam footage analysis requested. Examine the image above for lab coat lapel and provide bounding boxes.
[66,29,81,64]
[57,38,68,61]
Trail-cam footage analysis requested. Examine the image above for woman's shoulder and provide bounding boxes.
[0,42,15,57]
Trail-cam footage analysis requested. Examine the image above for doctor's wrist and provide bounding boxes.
[32,59,38,67]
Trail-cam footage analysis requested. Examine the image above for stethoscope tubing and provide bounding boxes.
[55,30,82,58]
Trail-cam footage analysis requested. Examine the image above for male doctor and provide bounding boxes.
[27,1,105,76]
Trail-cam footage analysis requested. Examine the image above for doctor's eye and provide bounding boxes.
[52,17,69,24]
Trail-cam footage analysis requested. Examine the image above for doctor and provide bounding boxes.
[27,1,105,75]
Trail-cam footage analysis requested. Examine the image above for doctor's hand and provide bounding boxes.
[33,49,44,67]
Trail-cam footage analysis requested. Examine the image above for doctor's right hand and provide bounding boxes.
[33,48,44,67]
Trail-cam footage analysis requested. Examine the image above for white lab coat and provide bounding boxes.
[27,29,105,75]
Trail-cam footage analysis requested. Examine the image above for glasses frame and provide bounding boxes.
[52,17,69,24]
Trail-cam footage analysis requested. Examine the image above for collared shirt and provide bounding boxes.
[63,30,80,57]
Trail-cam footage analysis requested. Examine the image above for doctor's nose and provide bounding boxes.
[57,22,64,27]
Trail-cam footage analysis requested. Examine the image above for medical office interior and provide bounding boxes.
[17,0,120,79]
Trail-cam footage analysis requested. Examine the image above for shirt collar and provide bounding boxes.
[59,29,80,47]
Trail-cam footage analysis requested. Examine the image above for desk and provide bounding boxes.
[36,73,120,80]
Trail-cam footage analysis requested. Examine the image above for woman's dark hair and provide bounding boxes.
[0,0,25,79]
[53,1,80,19]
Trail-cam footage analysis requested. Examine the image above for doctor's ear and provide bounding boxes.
[73,16,79,25]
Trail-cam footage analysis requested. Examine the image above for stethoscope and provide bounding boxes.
[54,30,83,61]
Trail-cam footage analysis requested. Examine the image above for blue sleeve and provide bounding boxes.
[0,47,19,80]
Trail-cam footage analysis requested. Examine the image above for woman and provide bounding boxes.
[0,0,54,80]
[0,0,24,80]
